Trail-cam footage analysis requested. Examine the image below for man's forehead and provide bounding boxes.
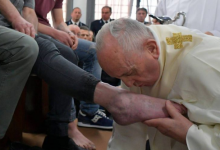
[80,29,89,33]
[74,8,81,12]
[98,50,128,76]
[138,11,146,14]
[102,8,110,12]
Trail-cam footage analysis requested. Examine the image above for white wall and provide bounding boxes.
[73,0,87,23]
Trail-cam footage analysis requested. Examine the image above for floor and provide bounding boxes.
[22,121,112,150]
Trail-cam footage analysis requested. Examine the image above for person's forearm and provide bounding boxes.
[0,0,23,23]
[38,22,59,37]
[54,21,71,33]
[94,82,170,125]
[22,7,38,32]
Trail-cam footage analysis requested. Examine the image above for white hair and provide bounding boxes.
[96,18,155,52]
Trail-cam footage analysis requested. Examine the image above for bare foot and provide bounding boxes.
[68,121,96,150]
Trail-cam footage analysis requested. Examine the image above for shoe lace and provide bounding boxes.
[97,109,108,118]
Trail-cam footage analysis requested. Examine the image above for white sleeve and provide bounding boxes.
[154,0,166,16]
[168,38,220,149]
[186,124,220,150]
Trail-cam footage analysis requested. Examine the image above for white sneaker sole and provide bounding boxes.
[77,122,113,129]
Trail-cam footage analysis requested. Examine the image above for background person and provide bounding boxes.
[153,0,220,36]
[136,7,150,25]
[66,7,88,27]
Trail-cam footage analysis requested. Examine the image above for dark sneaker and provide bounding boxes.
[77,110,113,129]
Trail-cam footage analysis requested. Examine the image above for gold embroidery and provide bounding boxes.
[166,33,192,49]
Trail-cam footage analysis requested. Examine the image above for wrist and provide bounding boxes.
[66,31,75,37]
[11,15,24,24]
[50,29,60,38]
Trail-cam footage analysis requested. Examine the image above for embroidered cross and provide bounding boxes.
[166,33,192,49]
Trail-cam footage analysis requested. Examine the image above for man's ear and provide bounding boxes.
[143,39,160,59]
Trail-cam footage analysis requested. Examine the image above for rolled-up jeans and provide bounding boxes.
[33,34,100,136]
[74,39,101,116]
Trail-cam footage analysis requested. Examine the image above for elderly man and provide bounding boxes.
[96,18,220,150]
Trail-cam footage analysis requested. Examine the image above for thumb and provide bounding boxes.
[144,118,164,127]
[166,100,182,119]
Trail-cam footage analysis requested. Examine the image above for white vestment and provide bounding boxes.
[108,25,220,150]
[154,0,220,37]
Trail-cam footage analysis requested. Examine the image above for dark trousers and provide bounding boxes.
[32,35,98,136]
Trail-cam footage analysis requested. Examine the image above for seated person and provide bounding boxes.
[35,0,113,149]
[0,23,39,149]
[78,26,90,41]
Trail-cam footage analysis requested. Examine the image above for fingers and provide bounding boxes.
[29,26,36,38]
[166,100,182,118]
[67,37,73,47]
[25,25,35,38]
[24,27,30,36]
[172,102,187,115]
[71,36,78,50]
[14,23,35,38]
[62,35,72,47]
[144,118,165,127]
[18,27,25,34]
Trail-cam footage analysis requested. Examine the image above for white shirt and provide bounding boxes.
[154,0,220,37]
[71,19,79,25]
[102,19,110,24]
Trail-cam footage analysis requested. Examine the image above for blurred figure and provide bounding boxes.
[136,7,150,25]
[66,7,88,27]
[88,30,94,42]
[153,0,220,37]
[78,26,90,41]
[90,6,114,37]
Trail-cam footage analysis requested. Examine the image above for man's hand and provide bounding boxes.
[144,100,193,144]
[68,32,78,50]
[171,101,187,115]
[205,31,214,36]
[152,19,161,25]
[54,30,73,47]
[11,17,36,38]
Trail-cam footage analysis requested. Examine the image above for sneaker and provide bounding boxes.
[77,110,113,129]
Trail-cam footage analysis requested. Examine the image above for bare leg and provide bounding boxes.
[68,121,96,150]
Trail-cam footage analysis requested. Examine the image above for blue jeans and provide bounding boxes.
[33,34,100,136]
[74,39,101,115]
